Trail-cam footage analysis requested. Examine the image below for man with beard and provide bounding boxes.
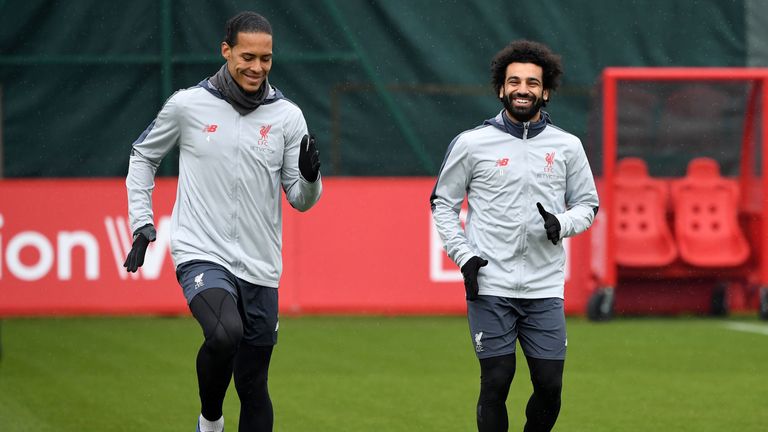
[430,40,598,432]
[124,11,321,432]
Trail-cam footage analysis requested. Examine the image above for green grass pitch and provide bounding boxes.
[0,315,766,431]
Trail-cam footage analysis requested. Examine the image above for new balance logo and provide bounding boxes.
[203,124,218,142]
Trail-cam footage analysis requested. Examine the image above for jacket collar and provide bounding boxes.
[198,79,283,104]
[484,110,551,139]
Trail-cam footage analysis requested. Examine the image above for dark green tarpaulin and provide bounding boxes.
[0,0,750,177]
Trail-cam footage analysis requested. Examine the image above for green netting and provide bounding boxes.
[0,0,748,177]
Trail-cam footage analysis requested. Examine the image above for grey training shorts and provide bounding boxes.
[467,296,566,360]
[176,260,278,346]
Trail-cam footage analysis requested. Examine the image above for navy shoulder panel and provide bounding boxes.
[429,124,492,206]
[263,86,291,106]
[197,79,225,100]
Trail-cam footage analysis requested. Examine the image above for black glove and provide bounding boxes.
[299,134,321,182]
[460,256,488,301]
[123,224,157,272]
[536,202,561,245]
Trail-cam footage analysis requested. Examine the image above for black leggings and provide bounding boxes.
[189,288,274,432]
[477,353,564,432]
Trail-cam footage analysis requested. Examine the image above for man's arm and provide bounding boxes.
[281,110,322,211]
[430,135,475,268]
[126,93,182,233]
[554,139,599,238]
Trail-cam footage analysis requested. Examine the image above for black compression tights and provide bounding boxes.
[477,354,564,432]
[189,288,274,432]
[477,354,516,431]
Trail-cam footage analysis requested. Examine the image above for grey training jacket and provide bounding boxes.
[430,111,598,299]
[126,81,322,288]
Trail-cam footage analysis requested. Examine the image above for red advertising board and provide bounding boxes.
[0,178,594,316]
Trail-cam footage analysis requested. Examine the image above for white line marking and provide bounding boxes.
[723,322,768,336]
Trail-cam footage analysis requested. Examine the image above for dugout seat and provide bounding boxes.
[670,157,750,267]
[613,157,678,267]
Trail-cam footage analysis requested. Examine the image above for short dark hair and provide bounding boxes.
[490,40,563,94]
[224,11,272,46]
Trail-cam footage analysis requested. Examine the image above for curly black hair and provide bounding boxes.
[490,40,563,95]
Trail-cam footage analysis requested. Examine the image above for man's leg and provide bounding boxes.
[234,282,278,432]
[477,353,517,432]
[468,296,520,432]
[522,357,564,432]
[189,288,244,423]
[515,298,566,432]
[234,344,274,431]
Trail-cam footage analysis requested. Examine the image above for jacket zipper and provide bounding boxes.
[518,121,531,291]
[233,115,242,272]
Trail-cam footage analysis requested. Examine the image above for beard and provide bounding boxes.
[501,91,544,123]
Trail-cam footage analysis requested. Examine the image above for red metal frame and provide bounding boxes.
[600,67,768,290]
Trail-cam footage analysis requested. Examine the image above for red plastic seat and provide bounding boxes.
[613,158,678,267]
[670,157,749,267]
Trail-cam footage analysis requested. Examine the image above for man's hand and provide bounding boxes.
[299,134,321,182]
[123,224,157,273]
[460,256,488,301]
[536,202,561,245]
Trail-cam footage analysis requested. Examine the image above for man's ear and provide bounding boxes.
[221,42,231,60]
[498,87,504,99]
[543,89,550,102]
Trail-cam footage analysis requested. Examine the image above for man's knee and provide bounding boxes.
[533,373,562,400]
[479,353,517,402]
[528,358,563,398]
[190,288,244,354]
[204,320,243,354]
